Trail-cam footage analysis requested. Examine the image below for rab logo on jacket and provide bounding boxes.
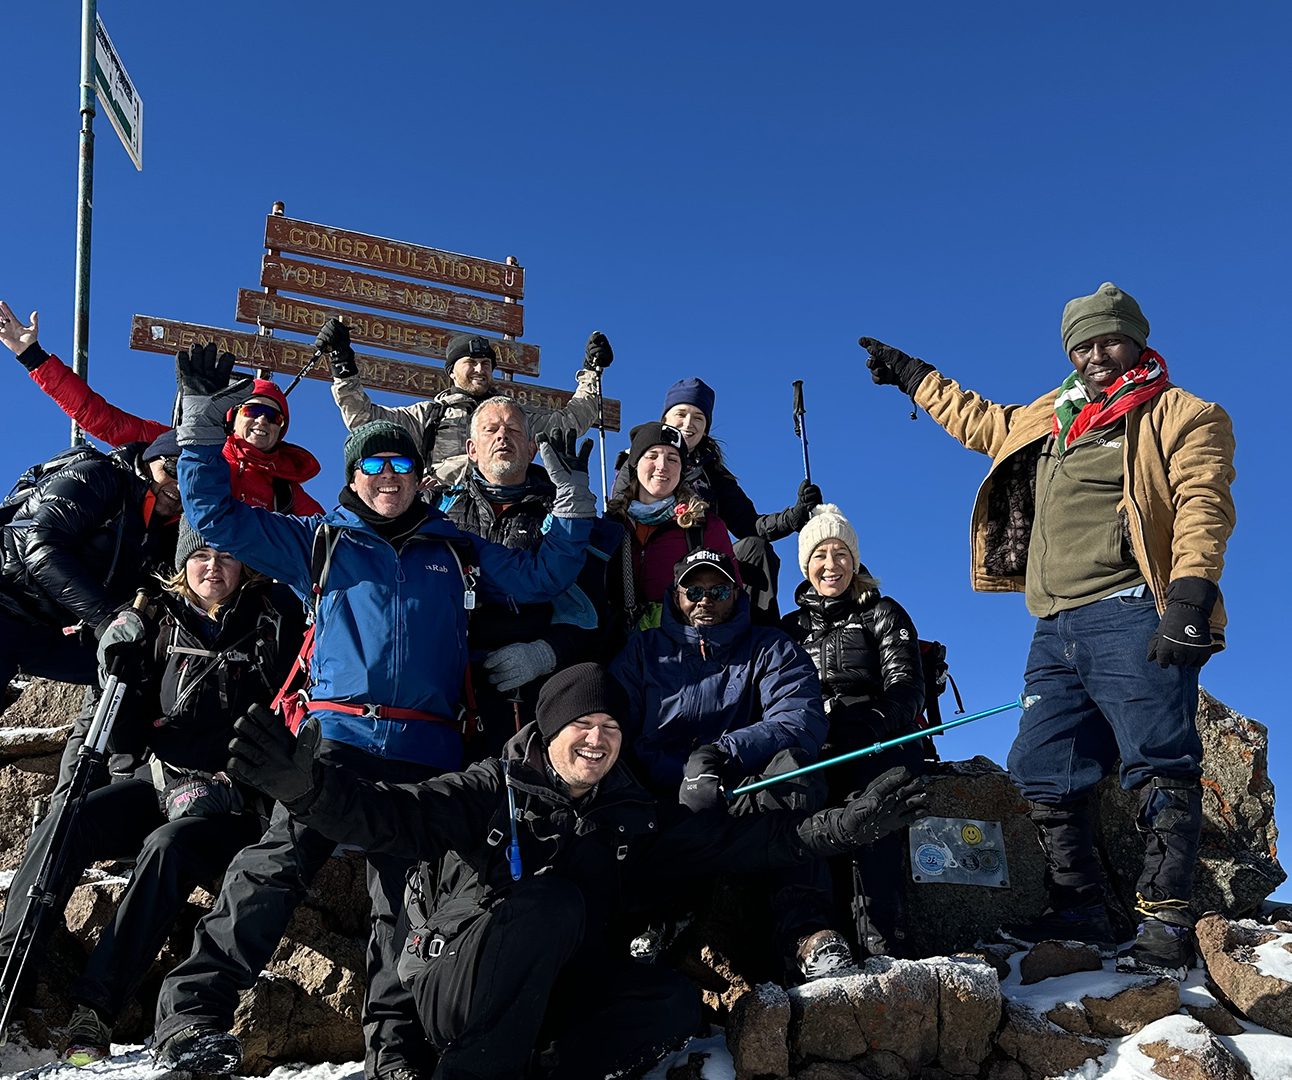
[424,563,450,574]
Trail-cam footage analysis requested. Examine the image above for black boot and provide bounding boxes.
[1116,777,1202,978]
[999,800,1115,955]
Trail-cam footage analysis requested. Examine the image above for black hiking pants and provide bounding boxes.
[0,778,260,1019]
[153,742,437,1080]
[411,876,700,1080]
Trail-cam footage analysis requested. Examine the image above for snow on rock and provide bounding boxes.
[727,981,790,1079]
[926,954,1001,1074]
[644,1031,736,1080]
[1195,914,1292,1037]
[1132,1014,1253,1080]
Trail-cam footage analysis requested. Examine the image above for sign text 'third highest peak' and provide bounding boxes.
[266,216,524,300]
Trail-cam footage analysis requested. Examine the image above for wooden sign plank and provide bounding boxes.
[265,215,525,299]
[261,255,524,337]
[128,316,620,430]
[234,289,540,377]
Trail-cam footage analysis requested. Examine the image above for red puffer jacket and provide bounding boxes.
[30,354,324,515]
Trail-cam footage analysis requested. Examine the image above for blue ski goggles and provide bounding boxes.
[357,455,416,476]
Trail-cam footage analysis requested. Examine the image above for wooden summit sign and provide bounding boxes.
[129,208,620,429]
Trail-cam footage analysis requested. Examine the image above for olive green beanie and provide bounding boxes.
[1060,282,1150,354]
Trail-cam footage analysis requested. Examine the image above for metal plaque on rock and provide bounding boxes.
[908,816,1009,888]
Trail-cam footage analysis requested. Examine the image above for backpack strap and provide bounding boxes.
[271,477,294,513]
[272,523,341,733]
[419,401,448,465]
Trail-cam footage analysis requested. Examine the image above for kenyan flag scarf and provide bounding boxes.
[1052,348,1169,455]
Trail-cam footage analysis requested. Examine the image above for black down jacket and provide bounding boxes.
[0,443,175,629]
[781,581,925,746]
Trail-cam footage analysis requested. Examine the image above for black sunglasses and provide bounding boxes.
[682,584,733,603]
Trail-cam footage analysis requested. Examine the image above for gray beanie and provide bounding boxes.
[174,516,209,571]
[1060,282,1150,354]
[342,421,425,479]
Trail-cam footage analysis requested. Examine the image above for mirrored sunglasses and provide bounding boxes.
[358,455,416,476]
[237,403,284,424]
[159,456,180,478]
[683,584,733,603]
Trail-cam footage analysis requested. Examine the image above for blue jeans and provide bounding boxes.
[1007,593,1202,804]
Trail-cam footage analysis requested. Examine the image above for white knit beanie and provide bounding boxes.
[798,504,861,575]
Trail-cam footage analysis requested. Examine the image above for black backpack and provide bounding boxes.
[917,639,963,729]
[0,444,108,526]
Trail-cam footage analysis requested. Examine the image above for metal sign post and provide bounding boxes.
[70,5,144,444]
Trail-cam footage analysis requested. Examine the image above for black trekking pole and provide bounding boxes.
[585,331,615,512]
[792,380,812,485]
[0,593,146,1042]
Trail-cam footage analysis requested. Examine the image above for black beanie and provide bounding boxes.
[342,421,425,478]
[445,333,498,373]
[626,422,688,471]
[535,663,629,744]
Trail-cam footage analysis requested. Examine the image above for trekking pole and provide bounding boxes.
[728,696,1022,800]
[595,367,609,512]
[792,380,811,485]
[282,346,322,397]
[0,591,147,1042]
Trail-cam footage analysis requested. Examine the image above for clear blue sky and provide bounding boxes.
[4,3,1287,898]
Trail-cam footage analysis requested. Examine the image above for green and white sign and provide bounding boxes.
[93,14,142,170]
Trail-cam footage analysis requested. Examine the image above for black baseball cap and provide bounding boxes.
[674,548,738,588]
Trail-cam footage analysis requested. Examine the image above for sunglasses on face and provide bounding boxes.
[237,403,284,424]
[358,455,416,476]
[158,457,179,478]
[682,584,733,603]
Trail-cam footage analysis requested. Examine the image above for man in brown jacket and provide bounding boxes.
[858,282,1236,979]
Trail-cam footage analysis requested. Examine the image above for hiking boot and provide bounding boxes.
[1117,908,1196,980]
[152,1024,243,1074]
[795,930,856,981]
[998,904,1117,956]
[61,1004,112,1066]
[628,916,689,964]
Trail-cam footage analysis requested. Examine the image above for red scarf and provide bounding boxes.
[1052,348,1170,454]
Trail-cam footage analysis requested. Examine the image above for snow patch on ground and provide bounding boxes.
[1221,1030,1292,1080]
[1251,926,1292,983]
[999,948,1150,1014]
[642,1031,734,1080]
[0,725,69,746]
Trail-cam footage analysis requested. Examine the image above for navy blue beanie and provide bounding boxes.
[661,378,715,428]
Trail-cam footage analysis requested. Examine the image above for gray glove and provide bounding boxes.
[96,609,147,671]
[796,766,929,857]
[483,640,557,693]
[538,431,596,519]
[226,703,320,811]
[175,343,254,446]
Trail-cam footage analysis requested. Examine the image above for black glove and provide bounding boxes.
[584,330,614,370]
[1147,578,1218,668]
[784,479,823,532]
[227,704,321,810]
[316,316,357,379]
[177,341,237,396]
[796,766,929,856]
[679,744,730,813]
[16,342,49,372]
[857,337,934,398]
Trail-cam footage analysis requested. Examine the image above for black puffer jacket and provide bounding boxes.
[0,443,175,628]
[781,581,925,746]
[105,579,304,776]
[612,439,804,541]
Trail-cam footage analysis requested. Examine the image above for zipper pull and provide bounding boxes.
[463,567,478,611]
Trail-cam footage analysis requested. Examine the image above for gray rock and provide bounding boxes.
[727,982,790,1080]
[1018,940,1103,985]
[995,1000,1106,1078]
[927,956,1000,1074]
[1195,913,1292,1037]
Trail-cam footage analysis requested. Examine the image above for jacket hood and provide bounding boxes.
[225,378,292,434]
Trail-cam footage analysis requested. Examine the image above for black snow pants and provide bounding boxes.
[153,742,438,1080]
[411,875,701,1080]
[0,778,261,1019]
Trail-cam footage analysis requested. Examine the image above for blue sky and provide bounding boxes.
[3,3,1287,898]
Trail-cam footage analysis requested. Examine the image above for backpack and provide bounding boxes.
[917,639,963,729]
[0,444,107,526]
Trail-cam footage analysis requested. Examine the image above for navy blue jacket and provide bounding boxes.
[610,593,827,788]
[178,443,591,769]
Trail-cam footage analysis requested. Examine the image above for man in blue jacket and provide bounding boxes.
[610,549,851,981]
[151,346,595,1079]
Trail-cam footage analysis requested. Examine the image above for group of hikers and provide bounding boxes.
[0,279,1235,1080]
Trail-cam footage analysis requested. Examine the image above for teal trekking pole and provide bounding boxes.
[729,697,1023,800]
